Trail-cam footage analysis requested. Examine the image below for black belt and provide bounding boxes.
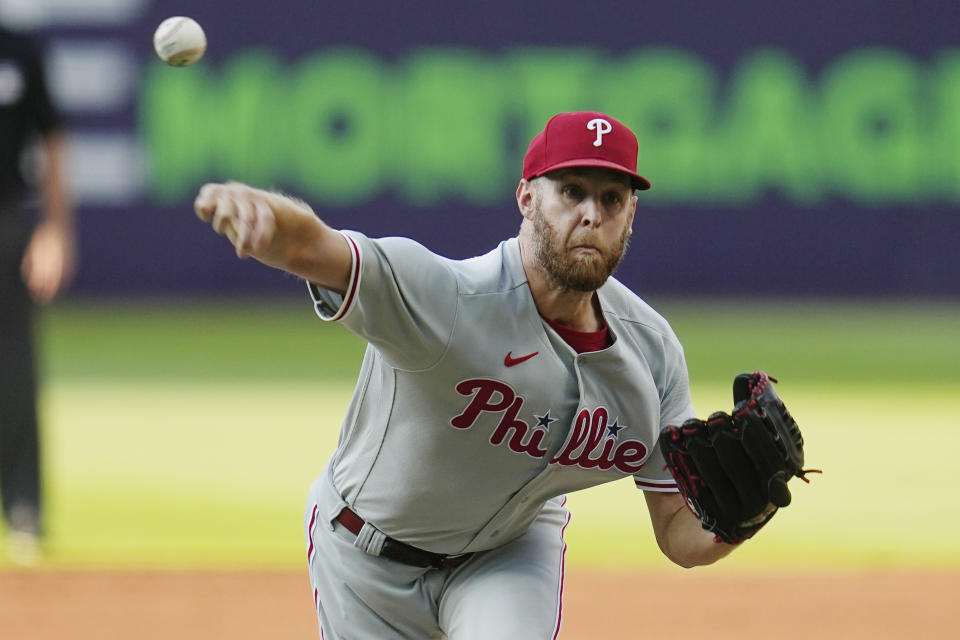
[336,507,473,570]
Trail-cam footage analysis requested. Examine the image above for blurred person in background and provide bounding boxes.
[0,20,75,565]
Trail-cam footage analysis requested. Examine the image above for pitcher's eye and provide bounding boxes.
[604,191,623,206]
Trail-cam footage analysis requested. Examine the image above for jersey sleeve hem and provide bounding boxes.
[634,477,678,493]
[307,231,361,322]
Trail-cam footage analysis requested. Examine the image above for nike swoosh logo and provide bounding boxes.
[504,351,539,367]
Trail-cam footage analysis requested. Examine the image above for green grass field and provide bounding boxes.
[9,297,959,570]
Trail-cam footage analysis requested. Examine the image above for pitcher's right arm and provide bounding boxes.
[194,181,352,294]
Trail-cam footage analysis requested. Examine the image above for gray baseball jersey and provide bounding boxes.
[307,231,694,555]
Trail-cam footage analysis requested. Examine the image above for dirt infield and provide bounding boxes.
[1,568,956,639]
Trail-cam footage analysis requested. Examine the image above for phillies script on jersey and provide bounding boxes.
[450,378,649,473]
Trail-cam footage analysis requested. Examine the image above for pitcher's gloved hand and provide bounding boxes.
[658,372,819,544]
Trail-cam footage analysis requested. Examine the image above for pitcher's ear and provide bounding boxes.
[517,179,536,220]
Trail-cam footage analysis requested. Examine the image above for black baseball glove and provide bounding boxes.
[658,371,818,544]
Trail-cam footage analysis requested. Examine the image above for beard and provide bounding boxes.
[530,201,631,292]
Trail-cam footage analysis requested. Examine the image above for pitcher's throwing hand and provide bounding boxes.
[194,182,278,259]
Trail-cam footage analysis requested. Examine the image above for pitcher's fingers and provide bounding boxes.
[194,184,220,222]
[250,199,276,253]
[223,223,239,249]
[234,198,255,258]
[211,195,238,235]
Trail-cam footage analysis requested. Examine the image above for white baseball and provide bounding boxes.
[153,16,207,67]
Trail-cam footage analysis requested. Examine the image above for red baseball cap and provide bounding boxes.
[522,111,651,191]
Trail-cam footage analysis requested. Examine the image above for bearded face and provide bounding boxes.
[529,190,632,292]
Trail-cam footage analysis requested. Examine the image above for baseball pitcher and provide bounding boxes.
[193,111,813,639]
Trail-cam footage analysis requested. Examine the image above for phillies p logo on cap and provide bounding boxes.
[522,111,651,191]
[587,118,612,147]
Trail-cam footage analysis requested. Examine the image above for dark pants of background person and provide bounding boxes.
[0,205,41,535]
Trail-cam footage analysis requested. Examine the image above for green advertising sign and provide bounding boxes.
[141,46,960,207]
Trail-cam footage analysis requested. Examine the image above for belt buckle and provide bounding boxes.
[438,553,470,569]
